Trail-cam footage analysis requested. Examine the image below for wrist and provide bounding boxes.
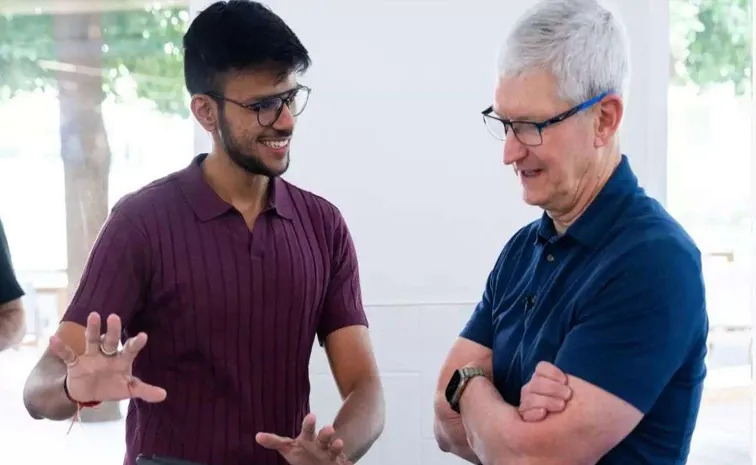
[63,373,101,408]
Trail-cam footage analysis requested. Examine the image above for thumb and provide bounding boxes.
[256,432,293,451]
[521,408,547,422]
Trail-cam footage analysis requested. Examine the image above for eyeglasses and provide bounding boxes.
[481,91,612,146]
[207,85,311,127]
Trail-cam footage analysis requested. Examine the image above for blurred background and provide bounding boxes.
[0,0,753,464]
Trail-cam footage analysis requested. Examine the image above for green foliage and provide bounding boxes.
[670,0,752,95]
[0,5,189,116]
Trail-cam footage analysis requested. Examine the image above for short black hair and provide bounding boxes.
[182,0,311,95]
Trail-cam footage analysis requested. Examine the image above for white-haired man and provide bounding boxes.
[433,1,708,464]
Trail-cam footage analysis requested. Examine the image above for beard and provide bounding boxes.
[218,109,291,178]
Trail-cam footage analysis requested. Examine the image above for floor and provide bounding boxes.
[1,345,752,465]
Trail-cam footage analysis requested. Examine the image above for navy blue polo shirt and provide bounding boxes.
[461,155,708,464]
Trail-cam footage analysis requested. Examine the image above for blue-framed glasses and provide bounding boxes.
[481,91,612,146]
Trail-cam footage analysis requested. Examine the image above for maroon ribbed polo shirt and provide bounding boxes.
[62,154,369,465]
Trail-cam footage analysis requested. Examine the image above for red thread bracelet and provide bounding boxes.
[64,374,101,434]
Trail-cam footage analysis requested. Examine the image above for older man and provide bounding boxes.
[434,1,708,465]
[0,216,25,351]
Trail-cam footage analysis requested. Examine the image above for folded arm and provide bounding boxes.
[434,337,492,464]
[458,238,708,465]
[460,373,641,465]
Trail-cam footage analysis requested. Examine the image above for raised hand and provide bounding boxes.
[256,413,352,465]
[518,361,572,422]
[48,312,167,405]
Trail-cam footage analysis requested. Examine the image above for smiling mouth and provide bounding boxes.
[520,169,543,178]
[260,138,290,149]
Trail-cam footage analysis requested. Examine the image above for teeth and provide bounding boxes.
[261,139,289,149]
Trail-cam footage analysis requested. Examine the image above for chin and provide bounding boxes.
[522,190,546,207]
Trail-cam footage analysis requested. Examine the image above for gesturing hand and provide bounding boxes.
[256,413,352,465]
[48,312,167,405]
[518,361,572,422]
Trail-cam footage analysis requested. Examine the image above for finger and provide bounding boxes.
[101,314,122,354]
[48,335,78,366]
[126,376,167,403]
[300,412,317,441]
[520,407,547,422]
[519,393,566,413]
[329,438,344,460]
[523,376,572,401]
[84,312,102,356]
[255,432,293,451]
[120,333,148,364]
[315,424,336,450]
[534,361,567,383]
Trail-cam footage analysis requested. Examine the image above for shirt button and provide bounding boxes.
[546,254,555,262]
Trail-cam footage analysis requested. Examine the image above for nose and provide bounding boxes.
[503,135,528,165]
[272,104,295,130]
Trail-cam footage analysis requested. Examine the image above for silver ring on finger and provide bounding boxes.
[99,343,119,357]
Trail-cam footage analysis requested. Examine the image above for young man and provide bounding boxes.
[22,2,384,465]
[0,216,25,351]
[434,1,707,464]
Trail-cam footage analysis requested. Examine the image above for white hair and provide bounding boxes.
[498,0,631,104]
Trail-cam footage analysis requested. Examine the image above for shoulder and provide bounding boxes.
[107,170,185,234]
[280,178,350,232]
[608,196,701,273]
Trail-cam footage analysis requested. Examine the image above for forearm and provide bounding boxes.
[0,301,25,351]
[332,376,385,462]
[459,377,541,465]
[433,393,480,464]
[22,353,77,421]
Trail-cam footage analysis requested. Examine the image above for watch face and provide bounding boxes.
[445,369,462,403]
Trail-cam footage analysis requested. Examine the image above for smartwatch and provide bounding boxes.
[445,366,487,413]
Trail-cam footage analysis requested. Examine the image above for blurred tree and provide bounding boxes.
[0,4,189,422]
[670,0,752,95]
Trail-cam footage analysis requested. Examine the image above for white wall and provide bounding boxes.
[190,1,669,464]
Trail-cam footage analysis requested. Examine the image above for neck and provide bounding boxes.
[202,149,270,215]
[549,151,621,235]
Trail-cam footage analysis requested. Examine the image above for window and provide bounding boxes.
[668,1,753,463]
[0,1,190,462]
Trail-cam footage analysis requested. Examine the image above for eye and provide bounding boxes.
[251,98,280,112]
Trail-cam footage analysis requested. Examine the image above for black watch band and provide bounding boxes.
[445,366,487,413]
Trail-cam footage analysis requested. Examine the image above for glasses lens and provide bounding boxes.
[511,122,542,146]
[483,115,506,141]
[257,98,284,127]
[290,87,311,117]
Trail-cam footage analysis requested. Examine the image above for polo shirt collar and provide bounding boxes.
[179,153,294,222]
[537,154,638,246]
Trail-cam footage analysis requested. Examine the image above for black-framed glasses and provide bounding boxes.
[206,85,311,127]
[481,90,612,146]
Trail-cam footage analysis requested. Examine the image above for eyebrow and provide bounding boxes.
[240,86,299,105]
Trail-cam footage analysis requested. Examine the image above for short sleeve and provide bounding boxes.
[317,208,368,345]
[61,202,151,333]
[0,218,24,305]
[460,248,510,349]
[554,239,708,414]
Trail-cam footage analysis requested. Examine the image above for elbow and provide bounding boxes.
[22,374,47,420]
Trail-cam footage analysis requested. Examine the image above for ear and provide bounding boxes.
[593,94,623,149]
[191,94,218,133]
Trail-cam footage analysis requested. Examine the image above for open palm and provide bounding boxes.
[49,312,166,404]
[256,413,352,465]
